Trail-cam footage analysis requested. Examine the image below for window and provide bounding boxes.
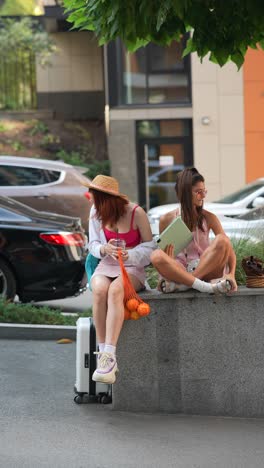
[108,37,191,106]
[0,166,61,186]
[0,207,30,222]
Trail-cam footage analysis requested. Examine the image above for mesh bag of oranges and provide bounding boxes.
[118,251,151,320]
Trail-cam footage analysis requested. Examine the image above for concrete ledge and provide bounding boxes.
[0,109,54,120]
[0,323,76,341]
[113,286,264,417]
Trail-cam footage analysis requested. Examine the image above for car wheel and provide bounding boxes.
[0,259,16,301]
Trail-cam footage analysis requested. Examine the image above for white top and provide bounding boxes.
[88,205,156,268]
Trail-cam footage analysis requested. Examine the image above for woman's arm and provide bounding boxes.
[159,210,177,235]
[88,205,105,258]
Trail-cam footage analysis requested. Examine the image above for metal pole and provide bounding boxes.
[144,143,150,212]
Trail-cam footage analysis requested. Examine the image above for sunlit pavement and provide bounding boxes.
[1,339,264,468]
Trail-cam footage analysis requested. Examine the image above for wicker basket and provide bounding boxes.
[242,256,264,288]
[241,256,264,277]
[245,276,264,288]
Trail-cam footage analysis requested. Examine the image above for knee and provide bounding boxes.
[108,281,124,302]
[151,249,166,267]
[214,234,231,252]
[92,280,109,300]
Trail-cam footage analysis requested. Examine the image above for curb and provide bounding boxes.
[0,323,77,341]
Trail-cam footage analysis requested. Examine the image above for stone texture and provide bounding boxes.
[113,288,264,417]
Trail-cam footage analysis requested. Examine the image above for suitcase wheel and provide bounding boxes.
[74,395,84,404]
[98,393,112,404]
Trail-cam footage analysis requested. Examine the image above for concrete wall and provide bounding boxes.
[36,31,105,119]
[113,288,264,417]
[191,54,246,200]
[108,119,138,202]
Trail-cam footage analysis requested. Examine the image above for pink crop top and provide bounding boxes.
[103,205,141,248]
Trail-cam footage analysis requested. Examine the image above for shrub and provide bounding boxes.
[0,299,92,325]
[55,149,110,179]
[27,119,49,136]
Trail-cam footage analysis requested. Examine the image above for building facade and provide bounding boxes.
[37,3,264,209]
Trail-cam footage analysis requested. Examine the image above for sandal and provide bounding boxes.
[159,279,190,294]
[211,279,232,295]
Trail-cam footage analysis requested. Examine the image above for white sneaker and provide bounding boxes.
[92,352,118,384]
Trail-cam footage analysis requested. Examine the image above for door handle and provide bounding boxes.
[33,194,49,199]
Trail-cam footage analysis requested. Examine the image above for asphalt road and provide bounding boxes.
[1,339,264,468]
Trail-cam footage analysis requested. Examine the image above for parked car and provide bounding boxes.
[148,178,264,235]
[0,156,92,231]
[0,196,87,302]
[148,164,184,207]
[213,206,264,244]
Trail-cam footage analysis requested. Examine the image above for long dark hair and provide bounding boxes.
[175,167,205,232]
[90,189,129,227]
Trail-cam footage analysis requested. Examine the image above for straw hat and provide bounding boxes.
[82,174,128,199]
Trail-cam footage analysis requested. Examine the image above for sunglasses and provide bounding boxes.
[193,189,208,197]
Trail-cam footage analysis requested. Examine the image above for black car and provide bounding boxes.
[0,197,87,302]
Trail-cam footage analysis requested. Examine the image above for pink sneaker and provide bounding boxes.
[92,352,118,384]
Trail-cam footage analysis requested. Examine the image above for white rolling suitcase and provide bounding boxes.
[74,317,112,404]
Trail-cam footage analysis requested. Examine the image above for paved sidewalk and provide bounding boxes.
[1,339,264,468]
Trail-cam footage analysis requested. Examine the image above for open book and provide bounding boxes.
[156,216,193,254]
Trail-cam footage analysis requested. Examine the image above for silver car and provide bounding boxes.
[0,156,92,231]
[149,178,264,236]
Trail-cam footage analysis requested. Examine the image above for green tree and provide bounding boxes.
[0,0,42,15]
[0,17,56,109]
[63,0,264,68]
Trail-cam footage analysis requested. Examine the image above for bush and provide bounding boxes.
[55,149,110,179]
[230,237,264,285]
[0,299,92,325]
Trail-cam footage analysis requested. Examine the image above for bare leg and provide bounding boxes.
[105,274,143,346]
[151,250,195,287]
[193,234,231,281]
[151,248,232,294]
[90,275,111,343]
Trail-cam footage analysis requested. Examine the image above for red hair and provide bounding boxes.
[90,189,129,226]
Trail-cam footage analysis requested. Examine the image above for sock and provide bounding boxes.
[192,278,213,293]
[98,343,105,352]
[104,344,116,355]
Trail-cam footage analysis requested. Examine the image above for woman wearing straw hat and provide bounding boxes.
[84,175,155,385]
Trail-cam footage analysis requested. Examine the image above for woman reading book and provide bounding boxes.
[151,167,237,294]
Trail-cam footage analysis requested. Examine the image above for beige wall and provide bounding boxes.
[191,53,245,201]
[36,32,103,93]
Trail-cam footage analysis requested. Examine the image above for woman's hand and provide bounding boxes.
[101,242,128,261]
[164,244,175,259]
[121,250,129,261]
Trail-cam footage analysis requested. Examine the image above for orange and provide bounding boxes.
[137,302,150,317]
[130,310,140,320]
[124,307,131,320]
[126,298,140,311]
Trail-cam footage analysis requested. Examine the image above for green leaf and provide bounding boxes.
[182,37,195,57]
[231,51,244,69]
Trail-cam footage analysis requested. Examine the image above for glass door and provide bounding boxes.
[138,138,192,210]
[136,119,193,210]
